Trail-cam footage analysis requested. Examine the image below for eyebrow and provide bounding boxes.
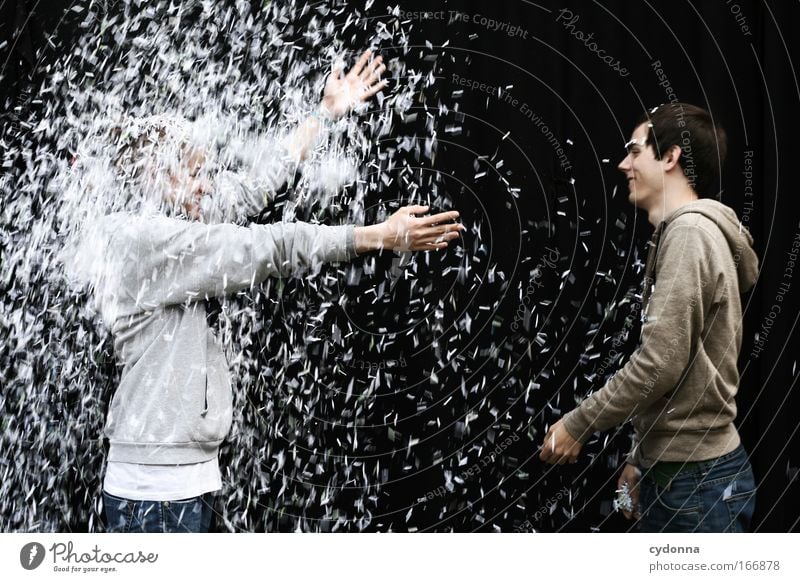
[624,137,646,152]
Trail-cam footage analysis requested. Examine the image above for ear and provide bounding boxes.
[662,145,682,172]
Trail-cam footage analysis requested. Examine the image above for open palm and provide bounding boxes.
[321,49,388,120]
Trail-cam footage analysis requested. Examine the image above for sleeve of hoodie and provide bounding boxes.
[561,220,720,444]
[116,214,357,310]
[217,134,298,218]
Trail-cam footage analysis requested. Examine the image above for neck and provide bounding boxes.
[645,184,699,227]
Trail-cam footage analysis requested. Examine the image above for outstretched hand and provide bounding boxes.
[383,205,465,252]
[321,49,388,120]
[354,206,465,254]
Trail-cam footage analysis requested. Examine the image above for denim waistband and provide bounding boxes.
[648,443,748,481]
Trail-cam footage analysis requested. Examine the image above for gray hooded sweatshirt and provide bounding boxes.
[562,199,759,467]
[98,213,357,464]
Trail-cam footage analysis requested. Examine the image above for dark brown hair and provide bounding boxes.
[636,103,727,198]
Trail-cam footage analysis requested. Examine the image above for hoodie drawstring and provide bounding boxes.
[641,221,667,318]
[201,374,209,417]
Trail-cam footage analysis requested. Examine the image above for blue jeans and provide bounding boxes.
[103,491,215,533]
[638,443,756,532]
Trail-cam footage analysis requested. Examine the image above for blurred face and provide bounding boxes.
[165,148,213,220]
[617,123,665,210]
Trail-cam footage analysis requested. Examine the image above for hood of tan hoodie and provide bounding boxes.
[664,199,759,293]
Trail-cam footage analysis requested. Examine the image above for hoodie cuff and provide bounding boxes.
[329,224,357,262]
[344,224,357,260]
[625,431,644,467]
[561,407,594,445]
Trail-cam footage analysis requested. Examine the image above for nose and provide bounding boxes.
[617,154,631,173]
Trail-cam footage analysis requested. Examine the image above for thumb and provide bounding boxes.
[331,59,345,79]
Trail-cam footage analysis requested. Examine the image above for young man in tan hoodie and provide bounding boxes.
[539,103,759,532]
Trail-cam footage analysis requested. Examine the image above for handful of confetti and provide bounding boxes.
[613,482,635,513]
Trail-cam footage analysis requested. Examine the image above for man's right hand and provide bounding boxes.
[618,463,642,520]
[354,205,465,254]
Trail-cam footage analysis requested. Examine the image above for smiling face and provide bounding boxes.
[617,123,666,211]
[164,147,213,220]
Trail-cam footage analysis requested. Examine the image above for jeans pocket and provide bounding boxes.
[163,496,212,533]
[103,493,135,533]
[697,454,757,532]
[639,477,702,533]
[654,480,702,514]
[722,472,757,532]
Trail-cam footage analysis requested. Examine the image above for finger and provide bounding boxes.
[539,435,554,462]
[362,78,389,99]
[414,224,465,238]
[623,509,633,520]
[364,58,384,78]
[349,49,372,78]
[364,63,386,86]
[360,56,383,81]
[417,210,460,226]
[331,59,346,80]
[413,240,455,251]
[415,230,459,242]
[370,61,386,79]
[415,232,460,245]
[413,241,449,251]
[409,239,446,251]
[415,225,464,239]
[538,445,550,463]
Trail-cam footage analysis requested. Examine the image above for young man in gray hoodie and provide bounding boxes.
[98,50,465,532]
[539,103,759,532]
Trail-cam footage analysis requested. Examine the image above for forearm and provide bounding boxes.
[561,345,687,443]
[284,104,335,163]
[284,116,322,162]
[126,218,357,309]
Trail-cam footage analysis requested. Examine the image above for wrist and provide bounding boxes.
[354,222,389,254]
[317,101,338,122]
[625,463,642,476]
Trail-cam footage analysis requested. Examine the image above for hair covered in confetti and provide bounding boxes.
[55,114,189,318]
[109,114,191,186]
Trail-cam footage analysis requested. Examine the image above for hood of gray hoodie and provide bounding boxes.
[666,199,759,293]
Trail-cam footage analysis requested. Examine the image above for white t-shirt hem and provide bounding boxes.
[103,458,222,502]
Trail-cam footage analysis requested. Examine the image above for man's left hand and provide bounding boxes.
[539,419,583,465]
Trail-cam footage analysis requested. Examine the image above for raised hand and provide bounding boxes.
[321,49,388,120]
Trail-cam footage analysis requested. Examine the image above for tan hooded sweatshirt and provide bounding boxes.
[562,199,759,467]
